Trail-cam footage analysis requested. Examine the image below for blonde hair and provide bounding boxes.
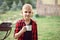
[22,4,33,11]
[21,4,33,17]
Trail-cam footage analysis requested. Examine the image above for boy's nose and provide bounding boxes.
[26,13,29,15]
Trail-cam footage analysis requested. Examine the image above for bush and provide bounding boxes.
[10,1,17,11]
[0,2,9,14]
[17,0,22,10]
[35,14,46,18]
[35,14,40,18]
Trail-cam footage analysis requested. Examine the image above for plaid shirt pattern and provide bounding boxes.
[14,19,38,40]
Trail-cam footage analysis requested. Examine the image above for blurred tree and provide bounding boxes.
[17,0,22,10]
[4,0,13,10]
[0,1,9,14]
[25,0,31,4]
[24,0,36,8]
[14,0,19,5]
[0,0,36,10]
[0,0,4,6]
[31,0,36,8]
[4,0,19,10]
[10,1,17,11]
[20,0,25,5]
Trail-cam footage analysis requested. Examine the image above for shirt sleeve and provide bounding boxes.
[33,23,38,40]
[14,21,22,37]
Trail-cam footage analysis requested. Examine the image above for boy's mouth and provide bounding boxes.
[25,16,30,18]
[26,15,30,17]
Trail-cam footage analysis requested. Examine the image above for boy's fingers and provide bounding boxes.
[22,26,27,32]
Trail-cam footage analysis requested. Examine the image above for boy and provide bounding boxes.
[14,4,38,40]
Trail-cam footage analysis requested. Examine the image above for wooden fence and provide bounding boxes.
[36,0,60,16]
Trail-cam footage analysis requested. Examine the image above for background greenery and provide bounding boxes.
[0,0,60,40]
[0,10,60,40]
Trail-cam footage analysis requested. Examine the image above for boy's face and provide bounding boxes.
[22,7,33,20]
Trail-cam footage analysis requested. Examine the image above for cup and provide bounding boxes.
[25,25,32,31]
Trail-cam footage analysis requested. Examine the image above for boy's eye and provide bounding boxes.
[29,11,31,13]
[25,11,27,13]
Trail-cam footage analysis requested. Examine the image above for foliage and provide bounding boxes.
[4,0,13,9]
[0,0,36,10]
[10,1,17,11]
[35,14,40,18]
[24,0,36,8]
[0,10,60,40]
[17,0,22,10]
[0,0,4,6]
[0,1,9,14]
[30,0,36,8]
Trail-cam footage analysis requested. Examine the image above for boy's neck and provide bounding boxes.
[24,19,31,25]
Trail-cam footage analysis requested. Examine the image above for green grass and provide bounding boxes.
[0,10,60,40]
[37,16,60,40]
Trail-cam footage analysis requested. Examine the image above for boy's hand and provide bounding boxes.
[14,26,26,39]
[21,26,27,32]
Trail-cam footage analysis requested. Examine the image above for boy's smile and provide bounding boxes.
[22,6,33,20]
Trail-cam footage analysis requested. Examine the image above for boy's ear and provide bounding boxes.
[32,11,33,14]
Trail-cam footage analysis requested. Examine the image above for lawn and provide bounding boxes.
[0,10,60,40]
